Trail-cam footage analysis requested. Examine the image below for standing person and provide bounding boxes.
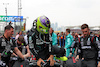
[75,24,100,67]
[57,33,60,46]
[59,32,65,47]
[65,29,74,57]
[72,32,75,38]
[66,32,81,67]
[0,25,28,67]
[70,32,79,56]
[64,32,66,47]
[49,28,57,46]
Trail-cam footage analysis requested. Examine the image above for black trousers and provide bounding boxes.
[82,60,97,67]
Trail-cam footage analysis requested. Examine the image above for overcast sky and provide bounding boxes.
[0,0,100,30]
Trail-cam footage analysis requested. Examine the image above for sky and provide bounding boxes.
[0,0,100,30]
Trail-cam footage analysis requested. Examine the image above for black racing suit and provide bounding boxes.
[28,30,65,67]
[30,30,52,60]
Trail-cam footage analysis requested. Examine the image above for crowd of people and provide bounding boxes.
[0,15,100,67]
[57,30,100,48]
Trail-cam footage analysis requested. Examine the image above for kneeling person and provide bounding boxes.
[16,36,30,57]
[12,36,30,67]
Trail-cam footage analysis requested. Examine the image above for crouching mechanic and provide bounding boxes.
[14,36,30,57]
[12,36,30,67]
[0,25,28,67]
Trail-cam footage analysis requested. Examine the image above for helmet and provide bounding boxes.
[34,16,50,34]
